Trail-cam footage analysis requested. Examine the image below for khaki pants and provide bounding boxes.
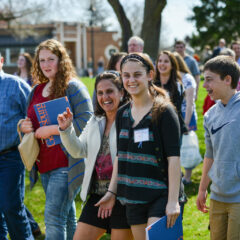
[210,199,240,240]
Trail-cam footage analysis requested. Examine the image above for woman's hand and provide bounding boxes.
[35,125,57,139]
[20,117,34,133]
[94,191,116,219]
[165,201,180,228]
[57,107,73,131]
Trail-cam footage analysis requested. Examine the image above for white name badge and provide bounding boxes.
[134,128,149,143]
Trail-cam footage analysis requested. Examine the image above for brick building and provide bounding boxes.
[55,22,120,75]
[0,21,120,75]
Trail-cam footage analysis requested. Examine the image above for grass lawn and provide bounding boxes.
[24,77,210,240]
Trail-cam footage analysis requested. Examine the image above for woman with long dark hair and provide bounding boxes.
[16,53,33,86]
[96,53,181,240]
[155,50,187,135]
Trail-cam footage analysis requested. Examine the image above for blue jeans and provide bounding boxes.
[41,167,77,240]
[0,212,7,240]
[0,150,33,240]
[26,206,39,232]
[0,207,39,239]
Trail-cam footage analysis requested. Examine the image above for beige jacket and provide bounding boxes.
[60,115,117,201]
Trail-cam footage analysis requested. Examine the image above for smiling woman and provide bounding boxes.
[58,71,133,240]
[96,79,122,114]
[155,51,187,135]
[95,53,182,240]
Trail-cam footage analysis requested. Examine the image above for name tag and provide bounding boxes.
[134,128,149,143]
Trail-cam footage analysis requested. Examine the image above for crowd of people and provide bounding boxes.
[0,35,239,240]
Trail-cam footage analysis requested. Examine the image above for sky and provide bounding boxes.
[103,0,202,47]
[161,0,201,45]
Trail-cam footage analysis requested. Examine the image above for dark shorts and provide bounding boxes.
[125,194,168,226]
[79,194,130,233]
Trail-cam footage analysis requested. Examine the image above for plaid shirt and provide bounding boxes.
[0,71,31,152]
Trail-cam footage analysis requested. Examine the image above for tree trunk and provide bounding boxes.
[141,0,167,61]
[107,0,133,52]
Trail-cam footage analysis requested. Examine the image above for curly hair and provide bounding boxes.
[173,51,191,74]
[32,39,77,99]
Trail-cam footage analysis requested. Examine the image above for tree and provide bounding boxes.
[141,0,166,59]
[188,0,240,49]
[107,0,133,53]
[1,0,167,59]
[107,0,167,60]
[0,0,46,39]
[0,0,44,26]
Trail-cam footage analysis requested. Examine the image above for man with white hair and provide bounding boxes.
[128,36,144,53]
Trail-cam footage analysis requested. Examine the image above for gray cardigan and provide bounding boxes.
[28,79,93,201]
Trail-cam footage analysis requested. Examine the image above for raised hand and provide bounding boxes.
[57,107,73,131]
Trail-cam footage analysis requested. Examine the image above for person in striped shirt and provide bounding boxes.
[96,53,181,240]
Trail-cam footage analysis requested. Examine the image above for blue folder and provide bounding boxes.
[34,96,71,147]
[146,214,183,240]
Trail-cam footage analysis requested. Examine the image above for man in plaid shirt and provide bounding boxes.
[0,52,34,240]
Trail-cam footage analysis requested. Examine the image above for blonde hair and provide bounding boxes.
[173,51,191,74]
[32,39,77,99]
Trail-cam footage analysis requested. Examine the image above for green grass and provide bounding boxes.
[81,77,95,98]
[23,78,210,240]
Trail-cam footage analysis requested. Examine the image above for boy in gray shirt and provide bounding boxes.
[197,56,240,240]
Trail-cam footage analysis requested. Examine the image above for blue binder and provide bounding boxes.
[34,96,71,147]
[146,214,183,240]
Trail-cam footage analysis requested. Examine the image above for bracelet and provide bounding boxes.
[107,190,117,196]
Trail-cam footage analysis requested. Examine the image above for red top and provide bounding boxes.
[202,94,215,115]
[27,83,68,173]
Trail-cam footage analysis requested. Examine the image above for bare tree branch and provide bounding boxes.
[0,6,44,22]
[107,0,133,52]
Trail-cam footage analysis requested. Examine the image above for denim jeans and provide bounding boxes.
[41,167,77,240]
[0,212,8,240]
[25,206,39,232]
[0,207,39,239]
[0,150,33,240]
